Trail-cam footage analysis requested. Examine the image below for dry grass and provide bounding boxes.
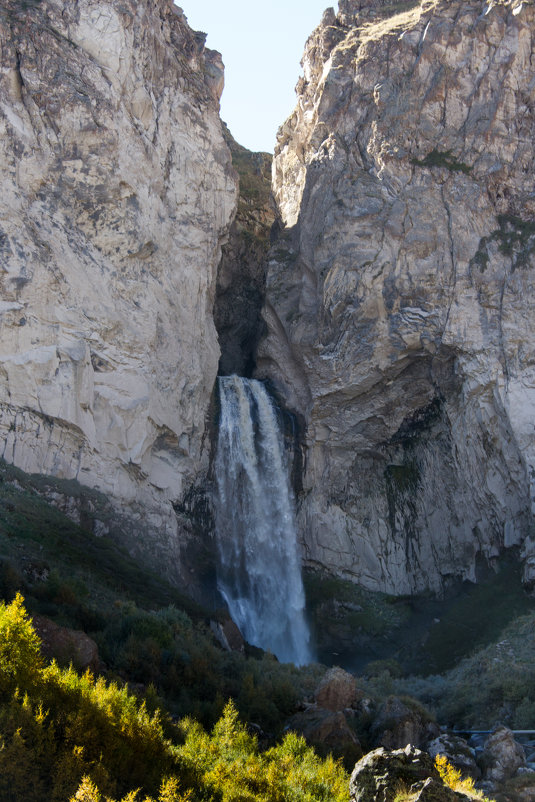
[354,0,534,52]
[330,0,533,76]
[357,0,440,49]
[329,0,441,67]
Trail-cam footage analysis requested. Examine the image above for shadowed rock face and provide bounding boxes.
[32,615,99,672]
[0,0,237,581]
[214,126,275,377]
[257,0,535,594]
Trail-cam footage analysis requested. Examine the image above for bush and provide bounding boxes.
[0,596,349,802]
[177,700,349,802]
[0,592,43,696]
[435,755,493,801]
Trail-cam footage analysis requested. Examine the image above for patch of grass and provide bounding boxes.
[393,784,420,802]
[222,123,272,212]
[470,214,535,272]
[385,461,420,495]
[0,460,203,618]
[381,1,421,14]
[411,149,472,174]
[356,0,440,50]
[305,551,535,685]
[14,0,43,8]
[495,214,535,267]
[498,771,535,801]
[470,242,490,273]
[387,610,535,729]
[419,557,534,674]
[303,571,413,667]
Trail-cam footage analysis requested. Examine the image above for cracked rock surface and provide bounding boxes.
[0,0,237,581]
[257,0,535,594]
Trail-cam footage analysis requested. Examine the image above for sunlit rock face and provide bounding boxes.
[0,0,237,581]
[257,0,535,594]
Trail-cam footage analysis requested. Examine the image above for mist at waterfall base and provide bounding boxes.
[214,376,312,666]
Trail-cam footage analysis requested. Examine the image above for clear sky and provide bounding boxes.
[180,1,332,154]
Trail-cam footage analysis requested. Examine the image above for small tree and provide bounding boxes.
[0,593,43,696]
[70,776,101,802]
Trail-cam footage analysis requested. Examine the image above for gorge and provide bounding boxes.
[0,0,534,685]
[3,2,535,799]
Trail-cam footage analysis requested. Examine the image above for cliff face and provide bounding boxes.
[257,0,535,594]
[0,0,237,580]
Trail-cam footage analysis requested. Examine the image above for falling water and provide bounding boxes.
[214,375,312,665]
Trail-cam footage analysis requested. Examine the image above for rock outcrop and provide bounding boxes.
[427,733,481,781]
[32,614,99,672]
[480,726,526,783]
[315,665,358,711]
[0,0,237,582]
[257,0,535,594]
[350,745,473,802]
[371,696,439,750]
[285,707,362,764]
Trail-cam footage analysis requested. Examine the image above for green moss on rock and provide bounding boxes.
[411,149,472,174]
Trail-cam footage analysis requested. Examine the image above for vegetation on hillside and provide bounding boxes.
[1,457,534,802]
[382,611,535,729]
[0,594,349,802]
[0,459,323,737]
[306,560,535,680]
[221,123,272,217]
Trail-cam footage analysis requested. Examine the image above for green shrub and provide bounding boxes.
[0,596,348,802]
[0,592,43,696]
[177,700,349,802]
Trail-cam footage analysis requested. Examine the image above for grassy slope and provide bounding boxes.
[305,560,535,679]
[0,459,324,734]
[2,456,535,737]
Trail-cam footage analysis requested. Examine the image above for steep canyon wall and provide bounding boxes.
[0,0,237,583]
[2,0,535,603]
[257,0,535,594]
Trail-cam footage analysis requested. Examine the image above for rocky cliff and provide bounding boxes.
[0,0,237,582]
[257,0,535,594]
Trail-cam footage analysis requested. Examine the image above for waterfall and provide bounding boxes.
[214,375,312,665]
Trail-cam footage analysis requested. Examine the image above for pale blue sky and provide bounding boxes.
[180,1,332,153]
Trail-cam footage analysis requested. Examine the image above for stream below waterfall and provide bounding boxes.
[214,375,312,665]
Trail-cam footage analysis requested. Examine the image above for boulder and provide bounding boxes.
[210,617,245,653]
[427,733,481,780]
[285,707,362,764]
[479,726,526,783]
[32,615,99,672]
[315,666,358,711]
[405,776,473,802]
[349,745,473,802]
[371,696,440,750]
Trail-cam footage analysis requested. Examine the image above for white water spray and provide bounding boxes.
[214,375,312,665]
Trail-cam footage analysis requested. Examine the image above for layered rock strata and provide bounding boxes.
[0,0,237,581]
[257,0,535,593]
